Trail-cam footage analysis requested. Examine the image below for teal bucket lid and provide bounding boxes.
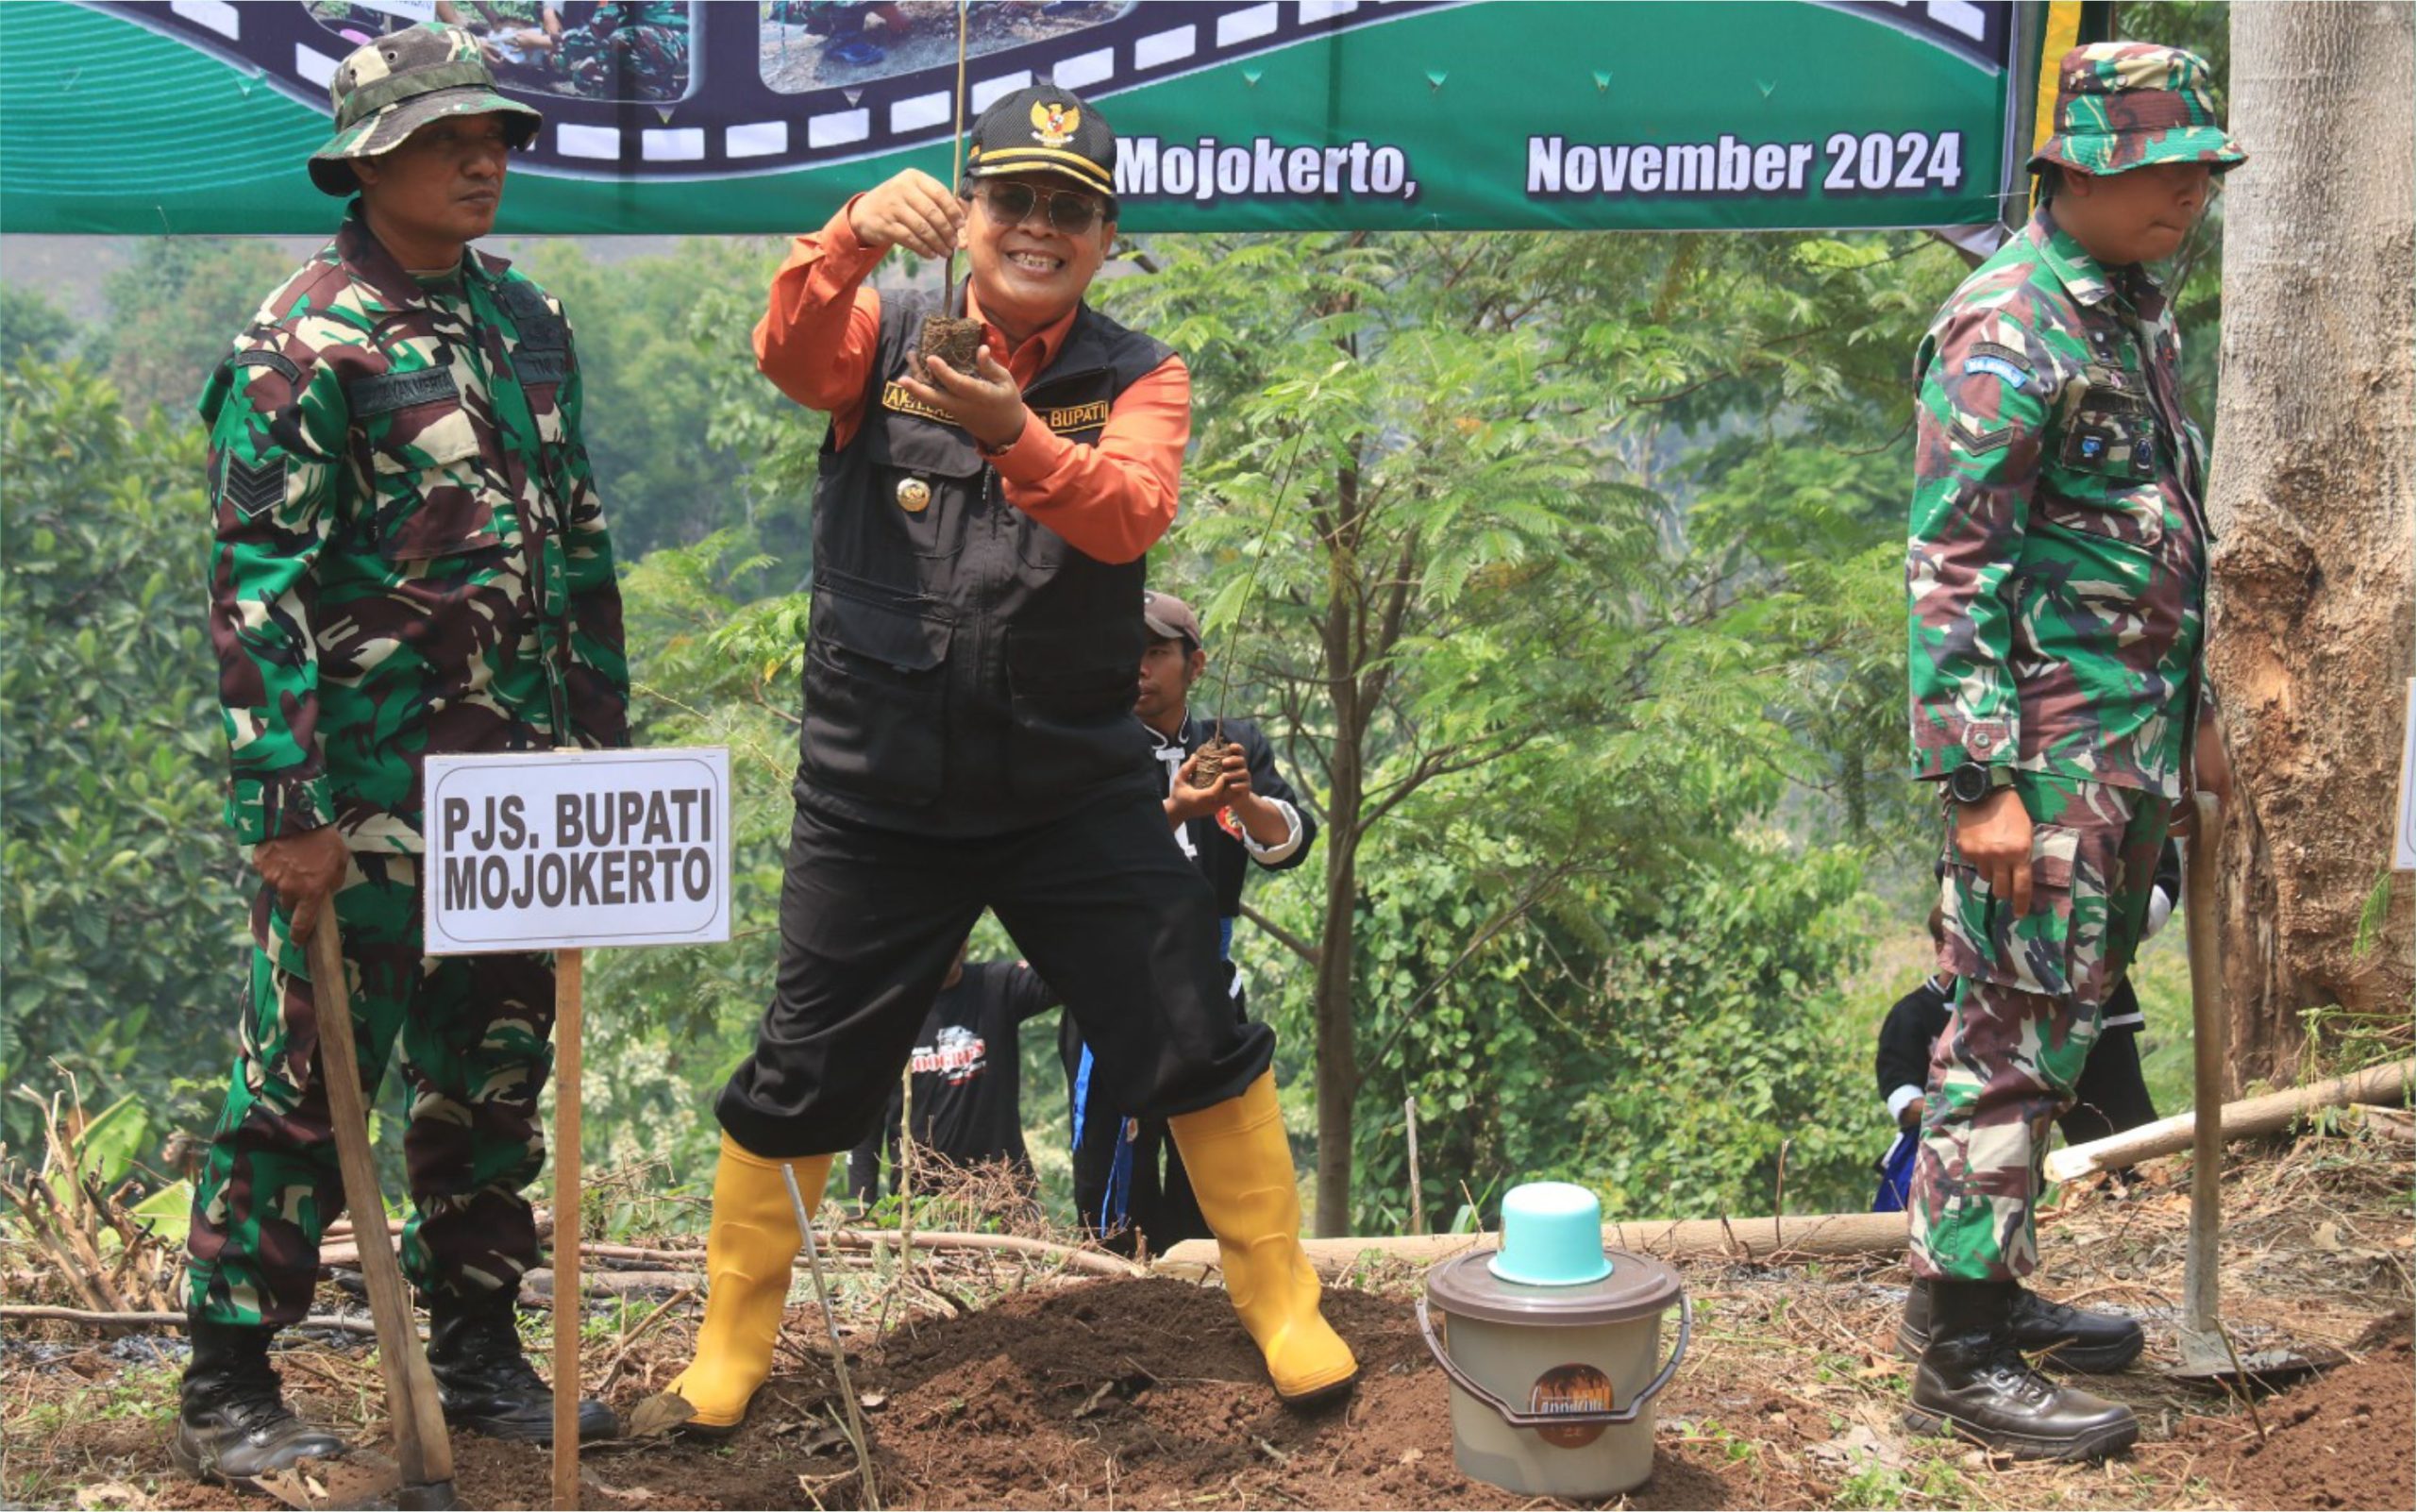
[1486,1181,1614,1286]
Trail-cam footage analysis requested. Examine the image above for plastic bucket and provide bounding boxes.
[1418,1247,1689,1499]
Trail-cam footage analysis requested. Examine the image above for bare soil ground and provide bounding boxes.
[8,1126,2409,1511]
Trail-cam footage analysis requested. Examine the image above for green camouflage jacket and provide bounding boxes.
[1906,206,2209,799]
[202,208,629,852]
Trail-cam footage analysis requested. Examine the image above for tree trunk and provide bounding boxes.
[1312,831,1360,1237]
[2207,5,2415,1084]
[1313,540,1363,1239]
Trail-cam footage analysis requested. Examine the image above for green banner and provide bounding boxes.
[0,1,2053,235]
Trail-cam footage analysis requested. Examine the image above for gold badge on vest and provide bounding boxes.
[897,477,932,513]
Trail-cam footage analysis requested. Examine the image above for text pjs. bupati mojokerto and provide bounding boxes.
[438,788,717,912]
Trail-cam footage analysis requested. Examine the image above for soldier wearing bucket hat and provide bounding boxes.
[1903,42,2242,1463]
[308,23,541,195]
[176,22,625,1487]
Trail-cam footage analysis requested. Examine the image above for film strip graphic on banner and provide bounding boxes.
[103,0,1449,181]
[1828,0,2011,73]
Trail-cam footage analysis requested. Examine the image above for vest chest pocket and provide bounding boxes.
[802,580,955,805]
[868,398,983,563]
[361,399,503,563]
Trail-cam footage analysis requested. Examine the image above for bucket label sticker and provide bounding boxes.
[1529,1363,1615,1449]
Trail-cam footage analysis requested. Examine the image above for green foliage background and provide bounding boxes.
[2,0,2233,1230]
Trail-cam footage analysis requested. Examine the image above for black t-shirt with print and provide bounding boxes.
[847,961,1060,1201]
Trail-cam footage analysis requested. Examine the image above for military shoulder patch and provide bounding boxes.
[229,347,302,385]
[497,281,567,347]
[496,279,553,321]
[345,367,459,418]
[220,454,287,520]
[1962,341,2035,394]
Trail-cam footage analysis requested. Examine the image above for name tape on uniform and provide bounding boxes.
[423,748,732,954]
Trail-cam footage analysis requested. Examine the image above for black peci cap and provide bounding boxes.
[964,84,1116,209]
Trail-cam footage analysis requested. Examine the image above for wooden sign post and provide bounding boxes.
[552,943,583,1508]
[423,748,733,1511]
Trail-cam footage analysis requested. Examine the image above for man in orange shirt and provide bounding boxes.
[661,86,1355,1429]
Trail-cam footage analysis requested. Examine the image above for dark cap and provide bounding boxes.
[1142,590,1201,650]
[309,23,540,196]
[965,84,1116,204]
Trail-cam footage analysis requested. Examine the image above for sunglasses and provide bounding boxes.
[973,180,1106,236]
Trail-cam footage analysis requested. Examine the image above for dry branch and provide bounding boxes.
[3,1305,378,1335]
[316,1230,1138,1279]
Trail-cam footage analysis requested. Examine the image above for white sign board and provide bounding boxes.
[2396,678,2416,873]
[423,748,732,955]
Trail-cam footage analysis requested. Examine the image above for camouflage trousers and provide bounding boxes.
[1908,773,2168,1282]
[186,854,558,1328]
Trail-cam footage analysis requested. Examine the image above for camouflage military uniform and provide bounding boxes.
[561,1,689,97]
[1904,43,2242,1285]
[187,208,629,1328]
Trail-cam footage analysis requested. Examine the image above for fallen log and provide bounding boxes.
[2043,1055,2415,1184]
[1154,1211,1908,1277]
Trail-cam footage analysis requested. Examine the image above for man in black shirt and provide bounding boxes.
[847,940,1061,1204]
[1063,591,1317,1256]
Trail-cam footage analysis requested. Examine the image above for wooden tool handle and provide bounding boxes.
[306,917,455,1491]
[2180,791,2225,1336]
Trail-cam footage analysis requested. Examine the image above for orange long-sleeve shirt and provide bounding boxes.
[753,198,1190,565]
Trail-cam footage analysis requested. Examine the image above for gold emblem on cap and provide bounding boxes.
[897,477,932,513]
[1031,100,1080,148]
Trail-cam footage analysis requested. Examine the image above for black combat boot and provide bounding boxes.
[1897,1277,2146,1372]
[426,1287,616,1442]
[1906,1280,2139,1461]
[172,1319,348,1486]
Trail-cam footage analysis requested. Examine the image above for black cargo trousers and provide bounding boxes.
[715,789,1271,1160]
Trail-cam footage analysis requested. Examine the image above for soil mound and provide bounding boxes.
[2180,1316,2414,1512]
[644,1276,1732,1511]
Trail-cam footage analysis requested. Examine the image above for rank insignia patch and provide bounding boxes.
[221,454,287,520]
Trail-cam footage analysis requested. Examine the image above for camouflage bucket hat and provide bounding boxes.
[308,23,542,195]
[2031,42,2245,177]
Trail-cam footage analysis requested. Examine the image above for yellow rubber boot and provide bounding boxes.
[664,1135,831,1432]
[1167,1072,1358,1402]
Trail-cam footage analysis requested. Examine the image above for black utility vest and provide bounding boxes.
[797,289,1175,836]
